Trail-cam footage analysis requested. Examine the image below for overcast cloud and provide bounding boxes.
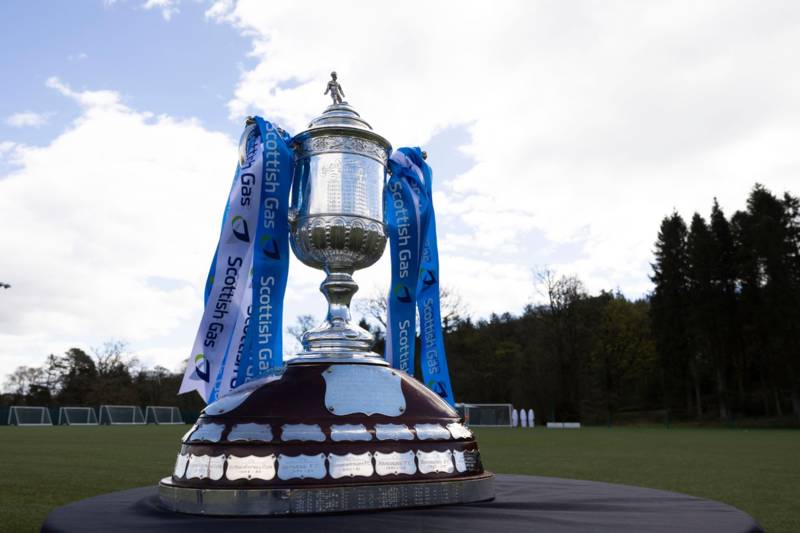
[1,1,799,384]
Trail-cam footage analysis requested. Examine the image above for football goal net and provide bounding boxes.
[8,406,53,426]
[99,405,145,425]
[57,407,99,425]
[455,403,514,427]
[145,406,184,425]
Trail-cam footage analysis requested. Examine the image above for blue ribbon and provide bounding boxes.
[386,147,455,405]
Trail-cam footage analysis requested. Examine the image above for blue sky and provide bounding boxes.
[1,1,799,384]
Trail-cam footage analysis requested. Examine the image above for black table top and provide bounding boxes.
[41,474,762,533]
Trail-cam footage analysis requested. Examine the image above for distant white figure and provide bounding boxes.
[528,409,535,428]
[512,409,519,427]
[520,409,528,428]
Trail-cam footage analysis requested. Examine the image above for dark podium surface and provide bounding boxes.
[41,474,762,533]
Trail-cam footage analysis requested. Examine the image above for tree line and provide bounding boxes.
[4,183,798,425]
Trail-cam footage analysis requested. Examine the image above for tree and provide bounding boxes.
[288,314,317,345]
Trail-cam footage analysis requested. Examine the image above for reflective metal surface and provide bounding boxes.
[226,454,277,481]
[280,423,325,442]
[159,472,495,515]
[323,365,405,416]
[417,450,454,474]
[375,423,414,441]
[414,423,451,440]
[374,450,417,476]
[228,423,273,442]
[330,423,372,442]
[328,452,373,479]
[277,453,327,480]
[186,423,225,443]
[447,422,473,440]
[186,454,225,480]
[173,454,189,478]
[289,89,392,362]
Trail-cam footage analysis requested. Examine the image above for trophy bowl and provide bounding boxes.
[289,103,392,361]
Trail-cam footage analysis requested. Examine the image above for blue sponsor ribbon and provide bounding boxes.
[234,117,294,387]
[385,147,455,405]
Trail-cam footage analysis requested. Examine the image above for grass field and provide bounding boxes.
[0,426,797,532]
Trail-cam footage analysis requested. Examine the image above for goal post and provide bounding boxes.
[145,406,184,425]
[99,405,145,425]
[57,407,99,425]
[455,403,514,427]
[8,406,53,426]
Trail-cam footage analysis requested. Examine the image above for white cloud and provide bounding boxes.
[215,0,800,303]
[143,0,179,21]
[6,112,50,128]
[0,78,235,385]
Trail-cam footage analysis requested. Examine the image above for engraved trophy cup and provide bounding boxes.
[159,74,494,515]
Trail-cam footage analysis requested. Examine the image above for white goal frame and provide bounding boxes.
[99,405,145,425]
[8,406,53,426]
[144,405,184,425]
[57,406,99,425]
[455,403,514,427]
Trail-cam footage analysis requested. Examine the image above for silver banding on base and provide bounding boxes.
[158,472,494,515]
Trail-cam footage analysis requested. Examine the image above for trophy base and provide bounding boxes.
[158,472,494,515]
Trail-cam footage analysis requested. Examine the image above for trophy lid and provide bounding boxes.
[306,103,374,132]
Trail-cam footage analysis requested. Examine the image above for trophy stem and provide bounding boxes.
[295,271,386,364]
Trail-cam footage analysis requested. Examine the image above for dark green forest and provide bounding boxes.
[4,184,799,426]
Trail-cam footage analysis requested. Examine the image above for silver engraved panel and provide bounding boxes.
[375,423,414,441]
[446,422,473,440]
[328,452,374,479]
[173,453,189,478]
[298,135,389,165]
[277,453,327,480]
[281,423,325,442]
[330,423,372,442]
[453,450,467,473]
[186,454,225,480]
[187,423,225,443]
[374,450,417,476]
[226,455,276,481]
[416,450,454,474]
[228,423,273,442]
[323,365,405,416]
[414,423,451,440]
[181,425,198,442]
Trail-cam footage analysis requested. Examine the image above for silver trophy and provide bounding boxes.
[289,74,392,364]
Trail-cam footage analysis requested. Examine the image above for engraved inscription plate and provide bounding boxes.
[328,452,374,479]
[226,454,276,481]
[228,423,273,442]
[208,455,225,480]
[330,423,372,442]
[374,450,417,476]
[173,453,189,478]
[323,365,405,416]
[187,423,225,443]
[415,423,451,440]
[281,423,325,442]
[277,453,327,480]
[181,425,197,442]
[186,455,211,479]
[453,450,467,473]
[463,450,481,472]
[375,423,414,441]
[416,450,454,474]
[447,422,473,440]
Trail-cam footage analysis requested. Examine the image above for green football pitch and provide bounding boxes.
[0,426,797,532]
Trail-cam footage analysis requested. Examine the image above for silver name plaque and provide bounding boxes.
[226,454,276,481]
[374,450,417,476]
[277,453,327,480]
[185,454,225,480]
[416,450,454,474]
[415,423,451,440]
[281,423,325,442]
[328,452,374,479]
[330,423,372,442]
[187,423,225,443]
[375,423,414,441]
[323,365,405,416]
[228,423,273,442]
[447,423,473,440]
[453,450,467,473]
[173,453,189,478]
[181,425,198,442]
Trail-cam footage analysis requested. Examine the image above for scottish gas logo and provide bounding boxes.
[231,215,250,243]
[393,283,413,303]
[194,353,210,382]
[421,268,437,287]
[261,233,280,260]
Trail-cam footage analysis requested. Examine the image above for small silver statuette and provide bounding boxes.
[324,71,346,105]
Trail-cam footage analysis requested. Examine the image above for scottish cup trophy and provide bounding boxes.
[159,74,495,515]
